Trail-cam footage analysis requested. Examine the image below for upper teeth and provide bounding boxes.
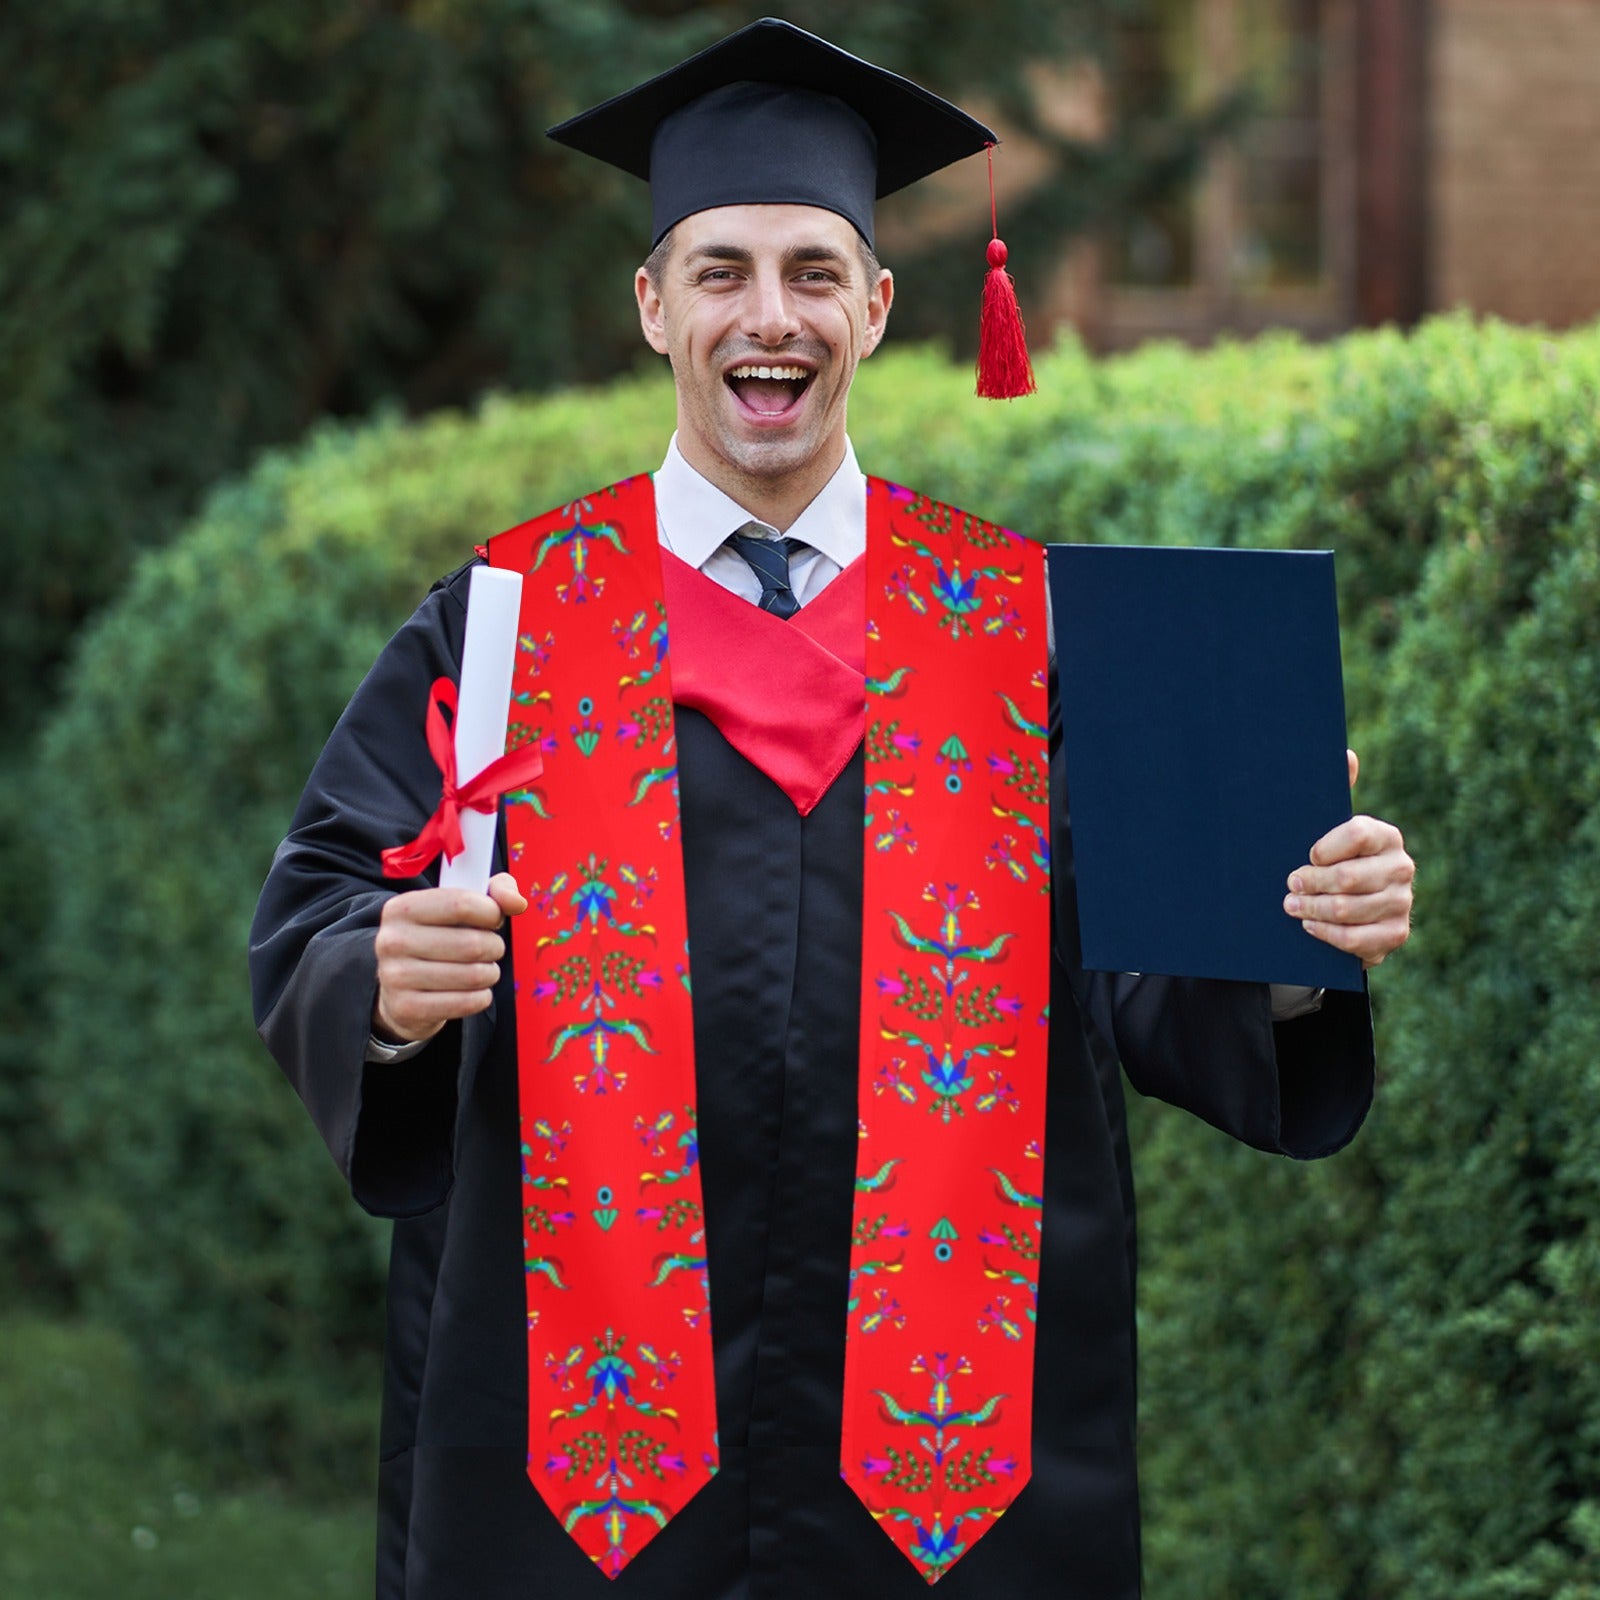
[728,365,808,380]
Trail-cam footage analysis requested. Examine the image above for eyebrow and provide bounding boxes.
[684,242,855,272]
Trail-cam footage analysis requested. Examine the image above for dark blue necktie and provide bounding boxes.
[726,526,807,619]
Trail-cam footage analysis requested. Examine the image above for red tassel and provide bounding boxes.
[976,145,1035,400]
[977,239,1036,399]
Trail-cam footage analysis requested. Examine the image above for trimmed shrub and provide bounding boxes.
[34,379,675,1479]
[1128,323,1600,1600]
[34,315,1600,1600]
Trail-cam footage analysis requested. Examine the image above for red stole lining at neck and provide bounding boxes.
[659,549,866,814]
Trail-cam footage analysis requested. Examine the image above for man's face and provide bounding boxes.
[635,204,893,496]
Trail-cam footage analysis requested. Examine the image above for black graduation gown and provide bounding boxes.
[250,559,1374,1600]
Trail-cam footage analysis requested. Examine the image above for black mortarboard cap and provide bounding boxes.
[546,17,998,249]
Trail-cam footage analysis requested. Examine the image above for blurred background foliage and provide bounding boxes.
[0,0,1205,751]
[5,1,1600,1594]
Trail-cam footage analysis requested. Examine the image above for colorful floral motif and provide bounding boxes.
[860,1354,1017,1581]
[541,1326,694,1578]
[845,481,1050,1584]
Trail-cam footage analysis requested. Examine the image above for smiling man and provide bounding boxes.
[637,206,891,527]
[250,19,1414,1600]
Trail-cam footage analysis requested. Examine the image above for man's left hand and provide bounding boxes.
[1284,750,1415,969]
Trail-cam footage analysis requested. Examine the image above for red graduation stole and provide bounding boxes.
[488,474,1050,1584]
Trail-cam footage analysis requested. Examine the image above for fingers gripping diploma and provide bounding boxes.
[1284,750,1416,969]
[373,871,529,1045]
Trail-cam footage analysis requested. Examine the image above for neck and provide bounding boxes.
[676,434,846,533]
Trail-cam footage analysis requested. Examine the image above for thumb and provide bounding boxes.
[1347,748,1360,792]
[488,871,529,918]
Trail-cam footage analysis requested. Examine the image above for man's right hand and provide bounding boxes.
[372,871,529,1045]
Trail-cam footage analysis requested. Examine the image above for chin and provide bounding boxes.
[721,432,823,481]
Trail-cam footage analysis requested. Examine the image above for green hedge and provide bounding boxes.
[1126,324,1600,1600]
[33,317,1600,1597]
[33,378,678,1479]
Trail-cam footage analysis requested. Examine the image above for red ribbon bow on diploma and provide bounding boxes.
[381,677,545,879]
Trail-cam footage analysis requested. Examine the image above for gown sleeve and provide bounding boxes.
[249,561,499,1216]
[1047,667,1375,1161]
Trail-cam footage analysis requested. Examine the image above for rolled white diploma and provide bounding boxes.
[439,565,524,893]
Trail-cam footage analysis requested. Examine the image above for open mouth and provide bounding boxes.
[725,363,813,418]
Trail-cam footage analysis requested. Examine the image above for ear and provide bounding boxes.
[861,268,894,358]
[636,266,670,356]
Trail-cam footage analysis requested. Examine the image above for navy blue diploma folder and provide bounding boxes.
[1048,544,1364,993]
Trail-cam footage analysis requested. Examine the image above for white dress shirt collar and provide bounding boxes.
[653,434,866,569]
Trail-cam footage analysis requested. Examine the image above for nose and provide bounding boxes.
[745,267,801,347]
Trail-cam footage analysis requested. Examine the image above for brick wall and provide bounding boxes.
[1431,0,1600,327]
